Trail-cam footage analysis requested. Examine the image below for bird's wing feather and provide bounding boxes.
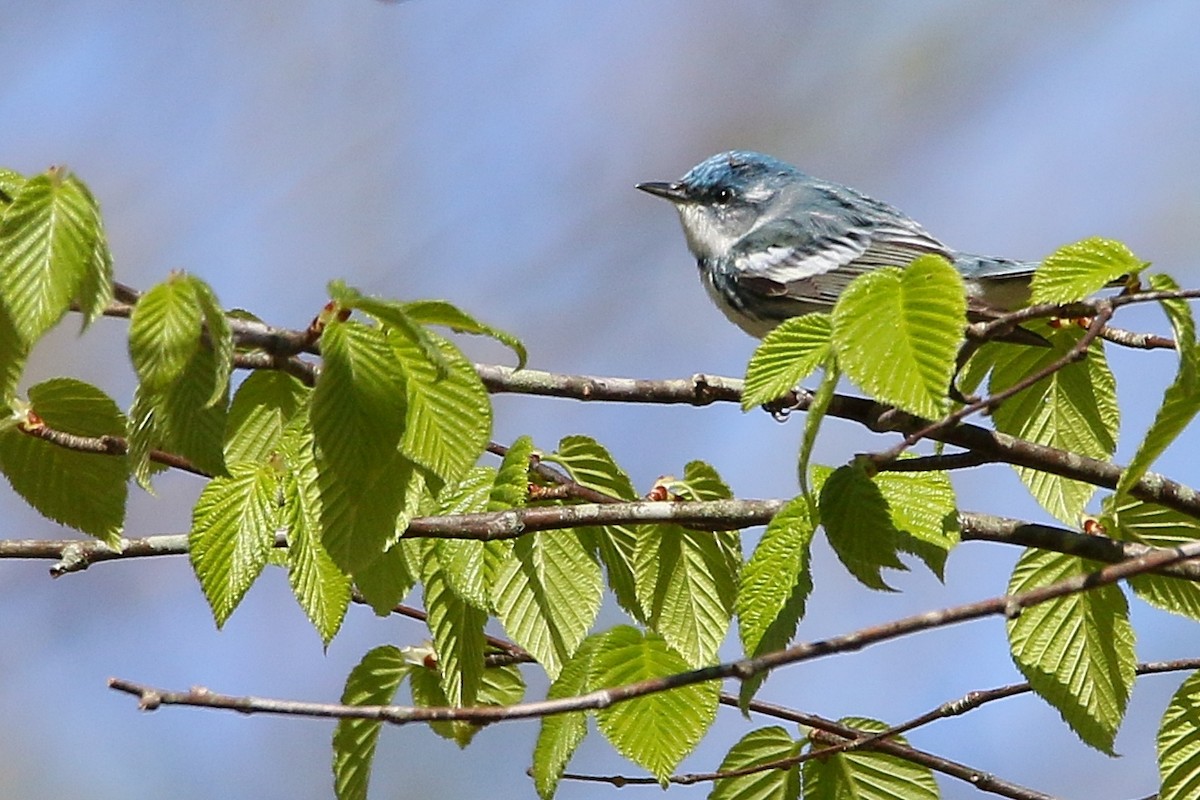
[729,218,953,310]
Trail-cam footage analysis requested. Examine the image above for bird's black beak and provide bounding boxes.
[636,181,688,202]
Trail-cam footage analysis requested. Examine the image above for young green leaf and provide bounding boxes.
[742,313,832,410]
[0,378,127,545]
[1114,274,1199,504]
[0,169,106,345]
[332,645,410,800]
[490,435,535,510]
[1030,237,1146,305]
[392,327,492,487]
[801,717,938,800]
[1006,549,1135,754]
[420,543,488,709]
[818,462,907,591]
[873,465,959,580]
[492,530,603,680]
[353,540,418,617]
[532,635,603,800]
[403,298,528,369]
[1157,669,1200,800]
[735,495,814,710]
[635,520,739,667]
[192,277,234,407]
[591,626,720,785]
[225,371,310,466]
[189,462,281,627]
[831,255,966,419]
[546,436,643,620]
[0,306,27,403]
[1105,497,1200,621]
[128,275,204,391]
[281,422,350,644]
[710,726,801,800]
[0,167,25,200]
[312,320,410,573]
[409,659,525,748]
[991,323,1118,523]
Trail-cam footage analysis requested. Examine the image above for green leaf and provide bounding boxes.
[421,543,487,708]
[191,277,234,407]
[801,717,937,800]
[591,626,720,785]
[1114,274,1199,504]
[0,378,127,545]
[0,304,27,403]
[0,169,106,345]
[189,462,280,627]
[818,462,906,591]
[1105,497,1200,621]
[334,284,452,378]
[224,371,310,466]
[636,521,739,667]
[532,635,603,800]
[392,327,491,486]
[312,320,409,573]
[547,435,643,620]
[873,465,959,580]
[282,422,350,644]
[545,435,637,500]
[831,255,966,419]
[0,168,25,200]
[332,645,410,800]
[735,496,814,709]
[426,466,497,611]
[318,448,423,576]
[742,314,832,410]
[313,319,406,485]
[409,659,525,748]
[492,530,603,680]
[490,435,534,510]
[128,275,204,391]
[990,323,1118,523]
[152,343,229,476]
[1006,549,1135,754]
[1158,670,1200,800]
[127,277,231,480]
[711,726,801,800]
[1030,237,1146,305]
[403,299,528,369]
[737,495,814,658]
[353,539,417,616]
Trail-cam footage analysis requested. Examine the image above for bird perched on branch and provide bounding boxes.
[637,150,1039,339]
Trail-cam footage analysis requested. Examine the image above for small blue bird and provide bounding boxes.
[637,151,1038,339]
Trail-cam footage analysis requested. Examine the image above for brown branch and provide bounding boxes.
[107,540,1200,726]
[19,420,210,477]
[1100,325,1175,351]
[477,363,1200,521]
[10,504,1200,583]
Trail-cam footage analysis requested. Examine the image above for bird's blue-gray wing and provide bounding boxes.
[727,217,954,313]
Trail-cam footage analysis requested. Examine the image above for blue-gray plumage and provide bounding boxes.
[637,151,1038,338]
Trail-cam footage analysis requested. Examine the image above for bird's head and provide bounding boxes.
[637,151,802,261]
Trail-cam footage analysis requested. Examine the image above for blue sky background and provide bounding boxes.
[1,2,1199,798]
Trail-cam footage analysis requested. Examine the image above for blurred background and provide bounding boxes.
[1,1,1198,797]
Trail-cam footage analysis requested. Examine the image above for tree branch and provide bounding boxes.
[107,540,1200,726]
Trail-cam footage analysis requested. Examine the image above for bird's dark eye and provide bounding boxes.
[714,187,734,204]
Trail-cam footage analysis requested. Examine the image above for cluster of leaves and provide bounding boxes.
[3,166,1200,799]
